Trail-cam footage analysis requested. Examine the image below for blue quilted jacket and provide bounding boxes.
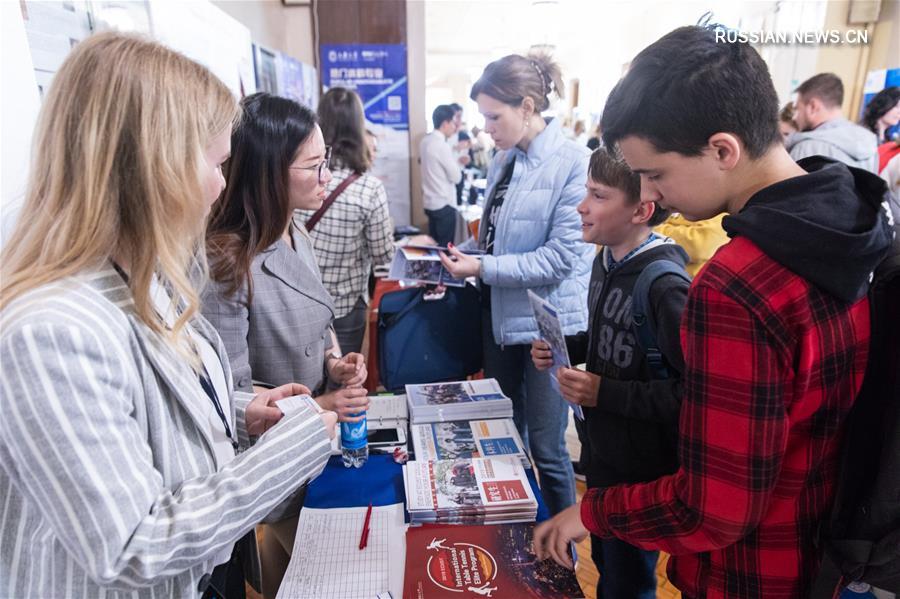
[477,117,593,345]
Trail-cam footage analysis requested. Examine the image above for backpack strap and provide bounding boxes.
[632,259,692,380]
[304,172,361,233]
[380,288,427,329]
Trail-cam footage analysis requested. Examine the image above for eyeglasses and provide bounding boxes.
[290,146,332,181]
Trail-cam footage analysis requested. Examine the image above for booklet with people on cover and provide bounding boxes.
[405,379,513,423]
[404,456,537,525]
[388,245,484,287]
[410,419,529,467]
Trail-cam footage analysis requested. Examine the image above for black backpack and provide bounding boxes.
[818,229,900,593]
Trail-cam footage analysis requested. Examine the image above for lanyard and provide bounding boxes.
[197,366,239,451]
[113,262,237,451]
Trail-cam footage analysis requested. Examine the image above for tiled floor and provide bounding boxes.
[574,480,681,599]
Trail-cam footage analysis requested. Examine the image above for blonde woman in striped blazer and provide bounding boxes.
[0,33,337,599]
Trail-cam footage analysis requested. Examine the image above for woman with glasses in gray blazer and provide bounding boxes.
[0,34,337,599]
[202,92,371,598]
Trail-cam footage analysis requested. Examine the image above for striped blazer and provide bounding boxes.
[0,266,331,598]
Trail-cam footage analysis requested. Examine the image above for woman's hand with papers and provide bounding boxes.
[246,383,311,435]
[530,340,554,370]
[327,352,367,388]
[439,243,482,279]
[316,387,370,422]
[557,367,601,408]
[533,503,588,570]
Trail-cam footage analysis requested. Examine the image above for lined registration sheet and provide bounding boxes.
[276,503,407,599]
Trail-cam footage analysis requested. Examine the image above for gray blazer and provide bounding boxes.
[202,218,337,394]
[0,266,331,598]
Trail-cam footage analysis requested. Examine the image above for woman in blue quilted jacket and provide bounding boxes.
[441,53,593,515]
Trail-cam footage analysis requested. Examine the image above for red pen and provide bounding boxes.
[358,502,373,550]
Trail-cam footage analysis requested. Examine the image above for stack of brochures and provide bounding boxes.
[403,456,538,525]
[404,522,584,598]
[410,418,529,467]
[405,379,513,423]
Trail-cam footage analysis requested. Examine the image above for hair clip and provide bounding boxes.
[529,60,548,97]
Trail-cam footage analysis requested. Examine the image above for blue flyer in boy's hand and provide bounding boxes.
[526,290,585,421]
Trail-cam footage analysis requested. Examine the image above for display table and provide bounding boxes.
[305,453,550,523]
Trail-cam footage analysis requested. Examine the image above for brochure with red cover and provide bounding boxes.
[403,523,584,598]
[404,457,537,524]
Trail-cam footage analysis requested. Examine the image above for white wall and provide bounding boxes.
[407,0,427,229]
[212,0,314,64]
[1,2,41,245]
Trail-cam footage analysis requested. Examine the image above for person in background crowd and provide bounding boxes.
[420,104,469,245]
[779,101,798,140]
[587,123,603,151]
[453,131,472,206]
[297,87,393,355]
[470,125,493,174]
[860,87,900,222]
[861,86,900,144]
[455,130,473,204]
[203,93,369,598]
[0,33,337,599]
[448,101,464,145]
[787,72,879,173]
[534,25,893,599]
[573,120,589,147]
[877,137,900,223]
[440,52,593,516]
[447,103,469,204]
[561,116,576,140]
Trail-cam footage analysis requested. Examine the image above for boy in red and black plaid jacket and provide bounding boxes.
[534,25,894,599]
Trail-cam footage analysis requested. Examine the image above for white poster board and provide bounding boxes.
[148,0,255,98]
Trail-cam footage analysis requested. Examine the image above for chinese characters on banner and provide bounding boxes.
[321,44,411,226]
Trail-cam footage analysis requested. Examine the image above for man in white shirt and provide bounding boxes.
[420,104,469,245]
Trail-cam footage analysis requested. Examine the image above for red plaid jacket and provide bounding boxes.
[581,236,871,599]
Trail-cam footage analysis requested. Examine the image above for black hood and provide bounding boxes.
[722,157,894,303]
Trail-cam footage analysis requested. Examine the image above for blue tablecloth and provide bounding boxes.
[305,454,550,522]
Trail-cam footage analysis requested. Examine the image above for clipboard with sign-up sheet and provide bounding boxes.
[276,503,406,599]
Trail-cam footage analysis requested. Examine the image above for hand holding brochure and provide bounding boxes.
[388,245,484,287]
[527,290,584,421]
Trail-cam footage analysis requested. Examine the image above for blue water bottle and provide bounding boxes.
[340,412,368,468]
[840,582,876,598]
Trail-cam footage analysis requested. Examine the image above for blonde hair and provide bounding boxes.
[0,32,238,355]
